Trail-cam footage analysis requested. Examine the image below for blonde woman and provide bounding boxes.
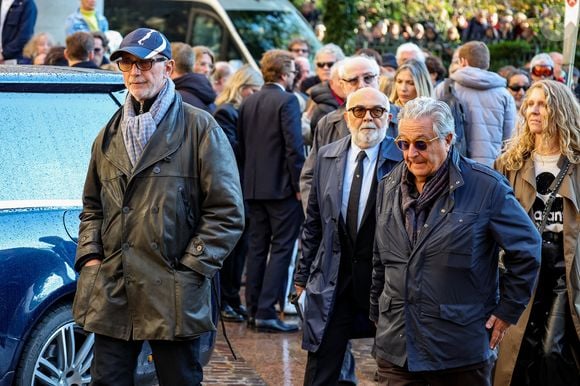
[390,59,433,107]
[213,65,264,322]
[21,32,54,64]
[494,80,580,386]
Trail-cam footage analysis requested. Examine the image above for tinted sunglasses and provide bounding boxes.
[341,74,378,86]
[117,57,166,72]
[508,84,530,92]
[531,65,554,78]
[316,61,335,69]
[347,106,387,118]
[395,136,440,151]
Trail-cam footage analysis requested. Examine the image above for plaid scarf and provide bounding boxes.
[122,79,175,168]
[401,152,451,245]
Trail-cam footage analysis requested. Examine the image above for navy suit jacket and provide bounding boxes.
[1,0,37,60]
[237,83,305,200]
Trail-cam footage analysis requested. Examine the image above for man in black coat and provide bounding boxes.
[295,87,402,385]
[238,49,305,332]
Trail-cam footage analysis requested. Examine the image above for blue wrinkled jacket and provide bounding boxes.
[64,8,109,36]
[370,148,541,371]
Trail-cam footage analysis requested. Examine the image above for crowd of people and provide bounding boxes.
[1,1,579,386]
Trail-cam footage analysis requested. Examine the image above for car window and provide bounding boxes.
[227,10,321,63]
[0,92,120,202]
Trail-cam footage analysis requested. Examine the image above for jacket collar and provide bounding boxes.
[102,93,185,177]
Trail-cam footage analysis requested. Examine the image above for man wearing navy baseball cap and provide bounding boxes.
[73,27,244,385]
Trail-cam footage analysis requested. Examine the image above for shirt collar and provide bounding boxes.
[349,139,381,164]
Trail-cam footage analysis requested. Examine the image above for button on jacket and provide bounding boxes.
[73,93,244,341]
[370,149,541,371]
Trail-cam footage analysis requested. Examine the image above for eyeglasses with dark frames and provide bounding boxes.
[394,136,441,151]
[341,74,378,86]
[508,84,530,92]
[347,106,387,119]
[116,57,167,72]
[291,48,309,54]
[531,65,554,78]
[316,61,335,69]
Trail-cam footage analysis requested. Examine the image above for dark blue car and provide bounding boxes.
[0,65,217,386]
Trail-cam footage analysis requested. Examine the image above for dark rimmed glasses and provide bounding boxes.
[291,48,310,55]
[116,57,167,72]
[531,65,554,78]
[316,61,335,69]
[347,106,387,118]
[341,74,378,86]
[508,84,530,92]
[395,136,440,151]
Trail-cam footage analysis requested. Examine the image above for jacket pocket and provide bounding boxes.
[174,267,214,338]
[72,264,100,326]
[379,294,392,314]
[443,212,478,268]
[439,303,484,326]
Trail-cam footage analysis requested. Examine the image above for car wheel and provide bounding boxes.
[14,303,94,386]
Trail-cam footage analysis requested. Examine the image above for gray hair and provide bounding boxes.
[398,97,456,144]
[338,55,380,78]
[330,59,344,81]
[315,43,345,62]
[530,53,554,69]
[396,42,425,64]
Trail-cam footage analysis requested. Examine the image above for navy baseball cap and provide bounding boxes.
[110,28,172,61]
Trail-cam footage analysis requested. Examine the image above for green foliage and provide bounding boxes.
[321,0,358,54]
[488,40,533,72]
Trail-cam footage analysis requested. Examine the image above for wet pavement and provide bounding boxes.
[203,314,378,385]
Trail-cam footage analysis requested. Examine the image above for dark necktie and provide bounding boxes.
[346,150,366,239]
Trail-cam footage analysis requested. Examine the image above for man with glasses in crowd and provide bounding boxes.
[301,54,397,203]
[529,53,556,83]
[288,37,311,59]
[295,87,401,385]
[371,96,540,386]
[301,43,345,93]
[299,54,397,384]
[73,28,244,385]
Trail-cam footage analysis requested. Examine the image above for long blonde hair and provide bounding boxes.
[22,32,54,60]
[498,80,580,170]
[389,59,433,106]
[215,65,264,108]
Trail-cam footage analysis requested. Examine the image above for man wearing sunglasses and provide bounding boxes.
[370,97,540,385]
[301,43,345,93]
[300,55,399,210]
[529,53,555,83]
[295,87,402,385]
[73,28,244,385]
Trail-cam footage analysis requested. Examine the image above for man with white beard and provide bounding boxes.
[294,88,402,385]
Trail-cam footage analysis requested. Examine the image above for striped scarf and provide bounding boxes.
[122,79,175,168]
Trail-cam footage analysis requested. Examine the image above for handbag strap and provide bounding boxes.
[537,158,570,233]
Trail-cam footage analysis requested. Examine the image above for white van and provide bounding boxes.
[104,0,321,68]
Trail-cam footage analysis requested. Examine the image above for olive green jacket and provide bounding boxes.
[73,94,244,340]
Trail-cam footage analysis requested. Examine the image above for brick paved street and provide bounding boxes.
[202,316,377,385]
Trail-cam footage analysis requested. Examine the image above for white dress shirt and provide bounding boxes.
[341,140,380,230]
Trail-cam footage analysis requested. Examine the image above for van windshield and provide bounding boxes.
[227,10,320,63]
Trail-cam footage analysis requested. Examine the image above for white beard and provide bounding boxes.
[355,126,386,149]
